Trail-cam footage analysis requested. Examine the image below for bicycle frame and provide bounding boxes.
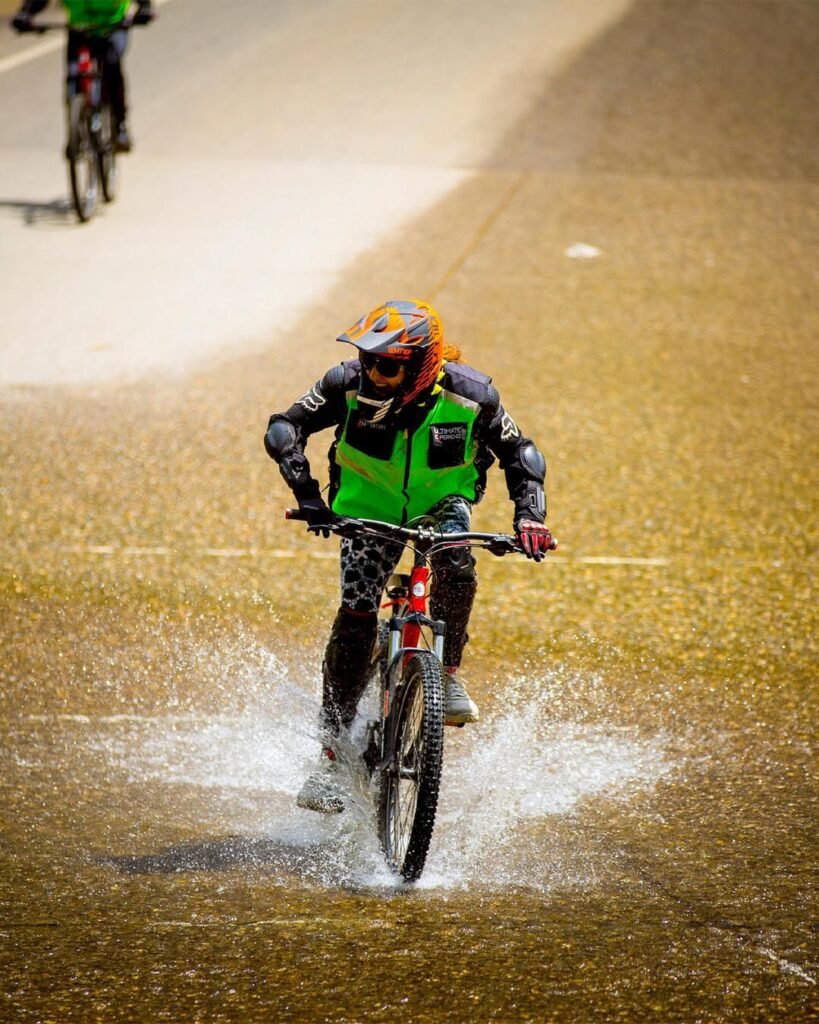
[68,42,99,102]
[285,511,526,758]
[380,554,441,715]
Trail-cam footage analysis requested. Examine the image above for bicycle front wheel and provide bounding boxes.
[67,95,98,222]
[378,651,445,882]
[97,100,117,203]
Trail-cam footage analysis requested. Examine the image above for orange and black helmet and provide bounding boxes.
[337,299,444,406]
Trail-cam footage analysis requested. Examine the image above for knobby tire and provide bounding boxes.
[67,94,97,222]
[378,651,445,882]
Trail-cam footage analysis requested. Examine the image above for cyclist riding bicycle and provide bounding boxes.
[12,0,154,153]
[265,299,552,811]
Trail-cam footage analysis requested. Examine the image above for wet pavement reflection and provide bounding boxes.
[2,2,817,1021]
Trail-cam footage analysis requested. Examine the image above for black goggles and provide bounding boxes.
[359,351,406,378]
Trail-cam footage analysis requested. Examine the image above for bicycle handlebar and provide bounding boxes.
[284,508,557,556]
[14,15,149,33]
[13,21,68,32]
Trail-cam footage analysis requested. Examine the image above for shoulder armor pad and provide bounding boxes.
[445,361,492,387]
[443,362,493,405]
[323,362,353,391]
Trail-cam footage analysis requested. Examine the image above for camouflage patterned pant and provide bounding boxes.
[337,495,477,669]
[338,495,473,613]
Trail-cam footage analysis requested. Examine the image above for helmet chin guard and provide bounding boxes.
[355,373,397,423]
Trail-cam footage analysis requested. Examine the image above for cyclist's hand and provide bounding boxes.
[132,1,154,24]
[515,519,555,561]
[298,496,337,538]
[12,12,33,32]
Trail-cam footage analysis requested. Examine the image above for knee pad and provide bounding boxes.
[433,546,476,585]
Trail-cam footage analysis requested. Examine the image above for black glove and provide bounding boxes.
[12,11,33,31]
[13,0,46,28]
[132,1,154,24]
[298,496,337,538]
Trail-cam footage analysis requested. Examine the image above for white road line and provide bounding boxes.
[0,35,62,74]
[0,0,174,76]
[23,713,248,724]
[55,545,669,566]
[571,556,670,566]
[150,918,335,929]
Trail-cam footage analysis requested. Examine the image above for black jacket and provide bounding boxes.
[266,360,546,523]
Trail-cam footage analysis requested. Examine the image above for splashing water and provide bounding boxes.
[36,622,671,888]
[79,635,670,891]
[421,676,670,890]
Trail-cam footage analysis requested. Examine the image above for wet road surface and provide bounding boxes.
[2,2,818,1022]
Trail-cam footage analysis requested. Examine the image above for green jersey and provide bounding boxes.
[332,386,483,526]
[61,0,131,30]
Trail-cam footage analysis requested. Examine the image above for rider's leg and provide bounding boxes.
[65,29,80,87]
[101,30,130,149]
[321,532,403,735]
[298,533,402,813]
[430,546,477,668]
[300,606,377,814]
[63,31,81,157]
[320,606,378,736]
[428,495,480,724]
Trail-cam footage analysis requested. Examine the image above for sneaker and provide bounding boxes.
[296,747,344,813]
[444,671,479,725]
[114,126,132,153]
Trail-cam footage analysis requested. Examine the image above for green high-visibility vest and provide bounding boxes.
[61,0,131,29]
[332,387,482,526]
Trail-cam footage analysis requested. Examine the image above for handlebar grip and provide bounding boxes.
[284,508,308,521]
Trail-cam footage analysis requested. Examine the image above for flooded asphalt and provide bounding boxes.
[2,2,817,1021]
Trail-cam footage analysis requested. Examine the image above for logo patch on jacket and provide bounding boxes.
[344,415,397,460]
[428,423,468,468]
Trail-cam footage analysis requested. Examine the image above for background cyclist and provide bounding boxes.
[12,0,155,153]
[265,299,553,812]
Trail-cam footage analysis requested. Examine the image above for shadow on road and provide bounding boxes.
[95,833,348,882]
[0,197,74,226]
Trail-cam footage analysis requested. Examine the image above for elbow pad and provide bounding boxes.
[520,441,545,482]
[513,442,547,524]
[265,418,298,461]
[264,418,320,500]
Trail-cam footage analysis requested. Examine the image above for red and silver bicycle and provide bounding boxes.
[287,510,556,882]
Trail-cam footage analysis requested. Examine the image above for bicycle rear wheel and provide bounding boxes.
[67,95,98,222]
[378,651,445,882]
[97,100,117,203]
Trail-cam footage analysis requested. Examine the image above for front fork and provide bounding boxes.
[369,566,445,774]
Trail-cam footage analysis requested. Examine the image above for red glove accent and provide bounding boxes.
[516,520,554,561]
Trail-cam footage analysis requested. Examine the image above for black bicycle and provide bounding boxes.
[287,510,556,882]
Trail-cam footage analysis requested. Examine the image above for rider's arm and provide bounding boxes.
[480,386,547,526]
[13,0,47,25]
[132,0,154,25]
[264,363,348,502]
